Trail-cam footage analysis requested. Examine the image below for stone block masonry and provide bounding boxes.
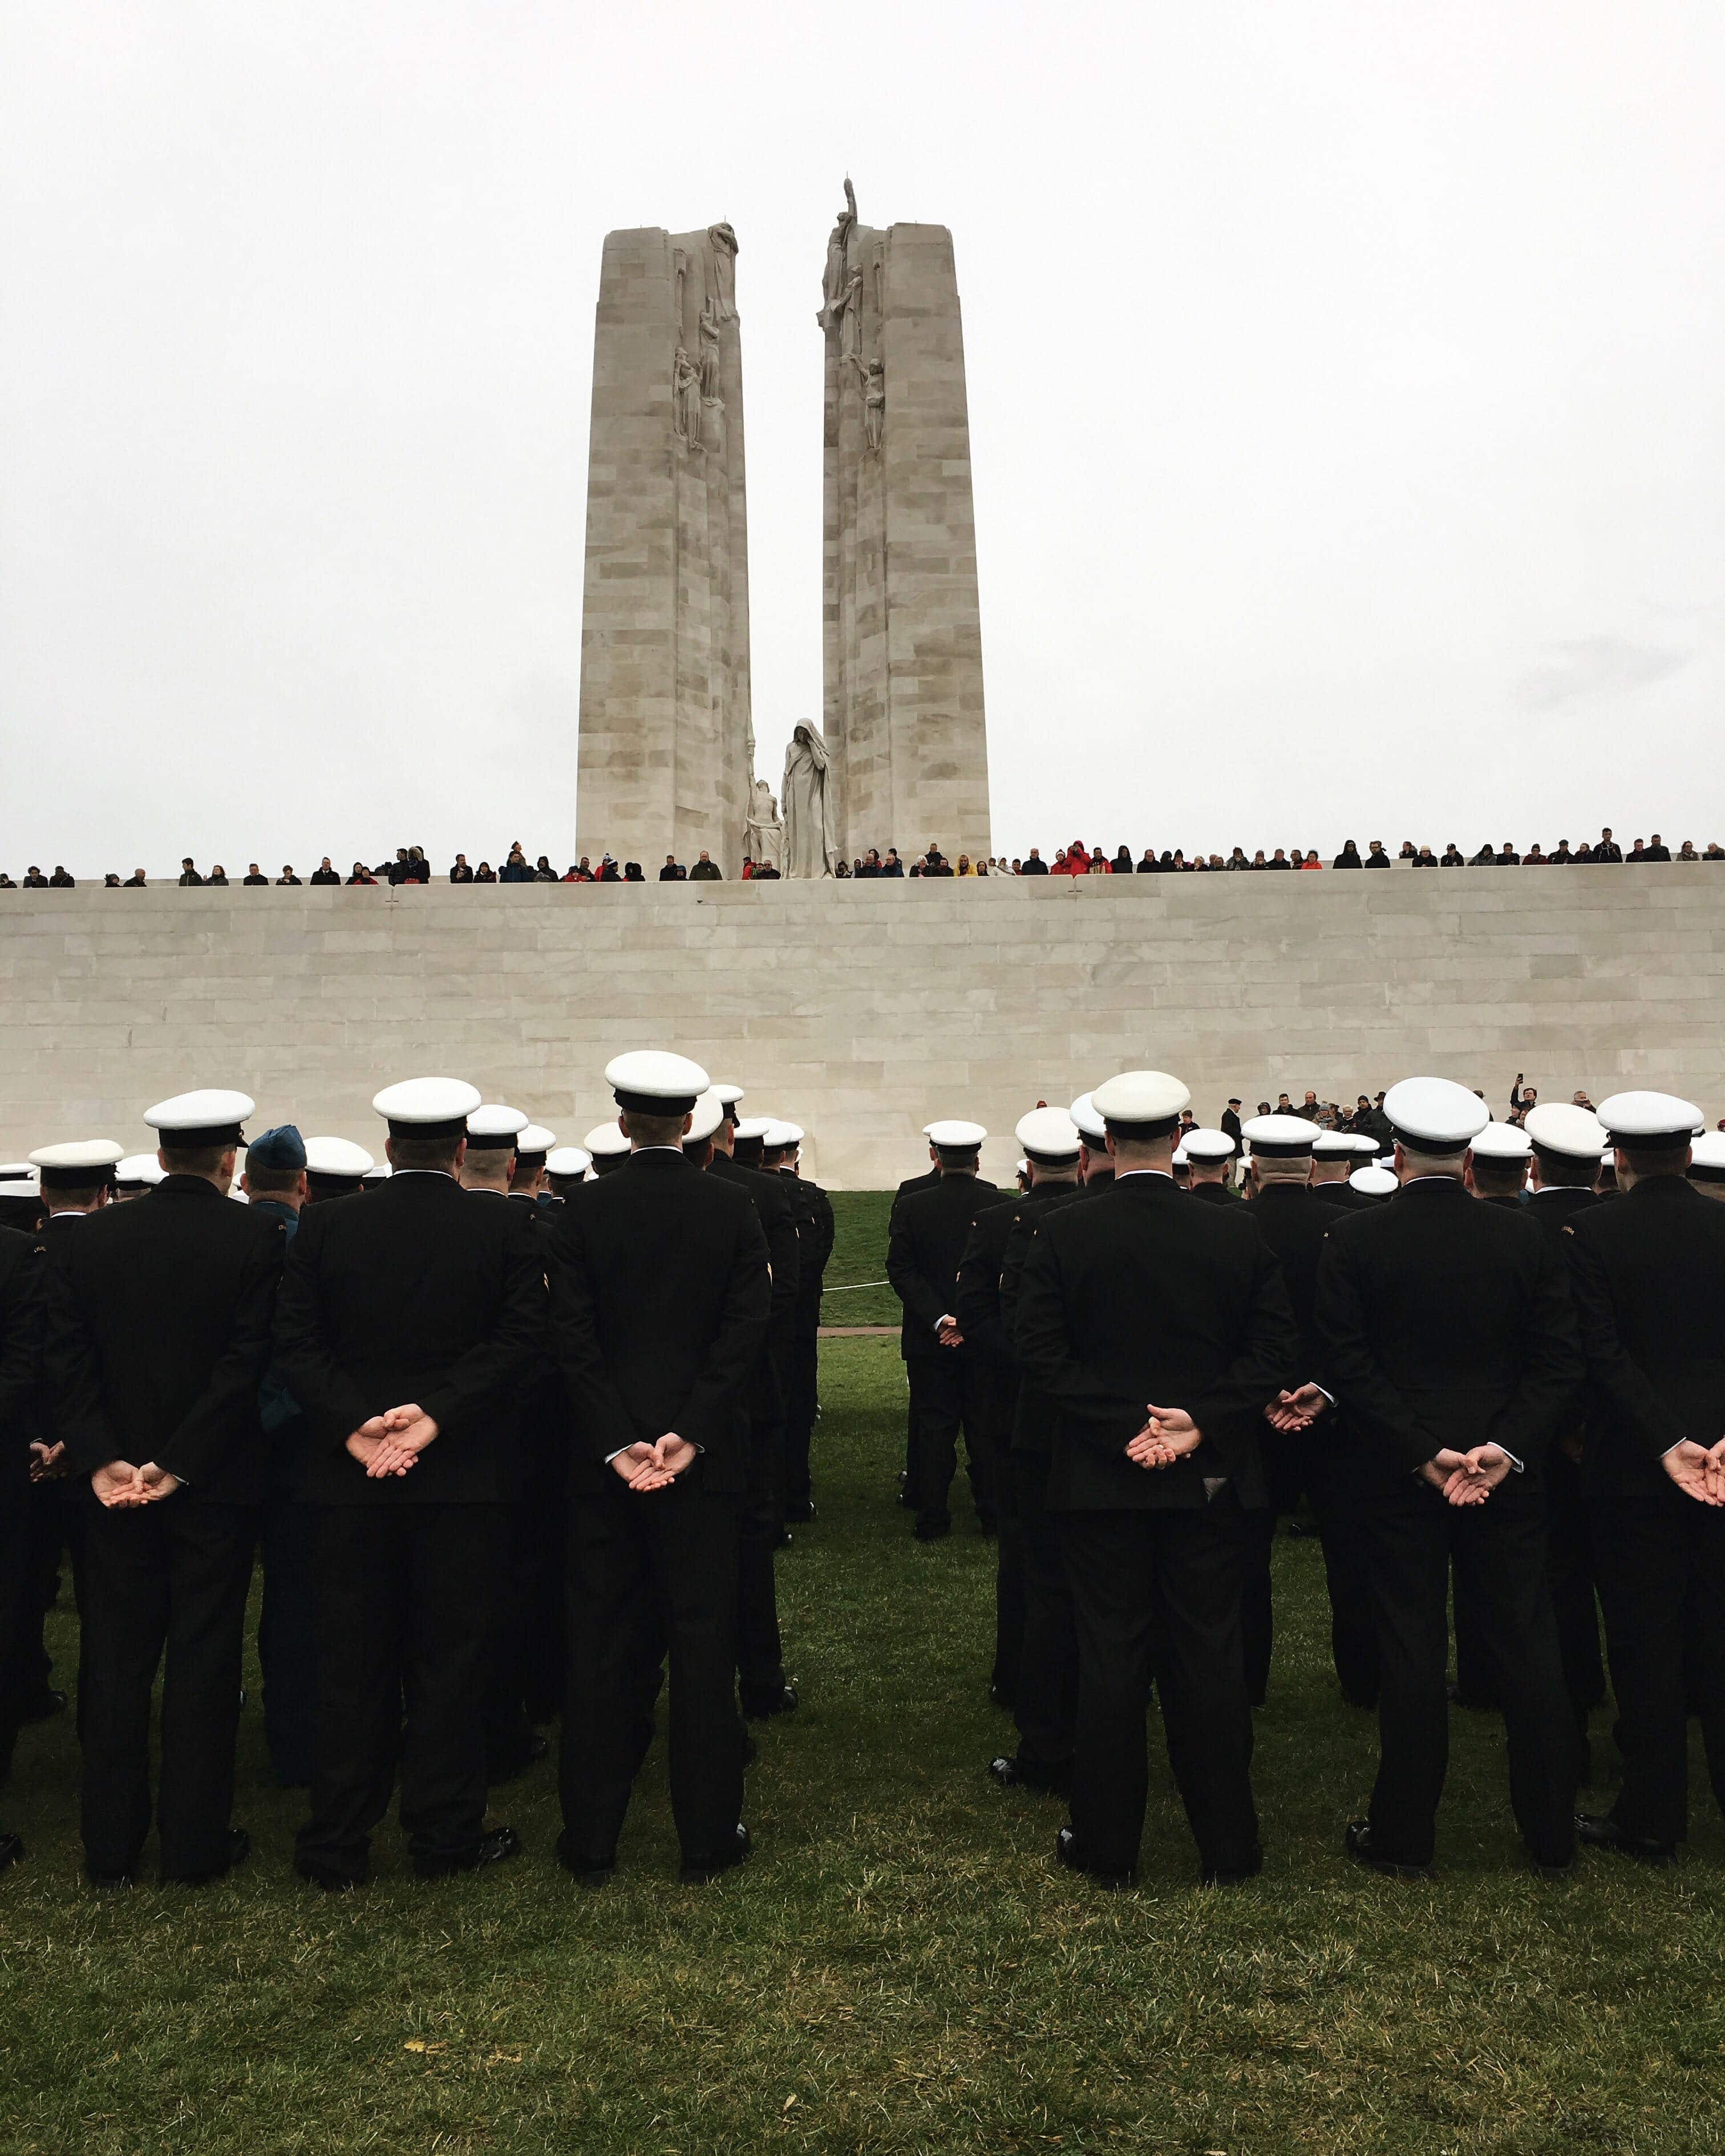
[576,224,751,877]
[3,874,1722,1188]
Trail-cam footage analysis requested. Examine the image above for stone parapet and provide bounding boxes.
[3,873,1721,1186]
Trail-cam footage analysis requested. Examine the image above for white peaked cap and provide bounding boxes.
[1182,1128,1237,1163]
[1091,1070,1192,1126]
[732,1116,774,1142]
[1350,1134,1380,1154]
[1382,1077,1490,1149]
[305,1137,375,1178]
[465,1103,529,1144]
[372,1077,481,1125]
[763,1121,803,1149]
[115,1154,166,1186]
[1172,1144,1190,1166]
[1524,1103,1607,1160]
[605,1050,710,1109]
[926,1120,987,1148]
[1687,1131,1725,1175]
[583,1122,633,1158]
[515,1125,556,1154]
[1311,1132,1358,1158]
[1068,1093,1107,1145]
[363,1161,392,1182]
[29,1140,125,1171]
[1596,1090,1704,1144]
[1350,1165,1399,1197]
[1469,1121,1531,1162]
[1242,1113,1317,1157]
[145,1089,256,1137]
[1015,1108,1082,1161]
[546,1146,592,1178]
[711,1083,746,1107]
[685,1093,726,1143]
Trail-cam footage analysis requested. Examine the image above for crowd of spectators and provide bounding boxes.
[10,826,1725,891]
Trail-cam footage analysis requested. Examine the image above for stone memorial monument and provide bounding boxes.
[819,181,991,868]
[781,722,841,878]
[576,222,752,875]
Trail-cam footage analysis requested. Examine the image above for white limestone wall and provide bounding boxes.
[3,872,1722,1188]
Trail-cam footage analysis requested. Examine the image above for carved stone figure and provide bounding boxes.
[863,358,885,456]
[673,346,703,448]
[781,723,840,879]
[818,178,859,328]
[744,779,784,872]
[837,270,864,374]
[698,301,722,404]
[707,222,739,321]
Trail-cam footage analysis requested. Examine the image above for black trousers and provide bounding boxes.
[992,1432,1024,1700]
[737,1363,788,1705]
[1243,1433,1379,1708]
[297,1503,505,1879]
[80,1496,256,1879]
[1546,1447,1605,1738]
[908,1354,997,1530]
[783,1309,820,1509]
[257,1490,319,1786]
[1362,1471,1574,1867]
[561,1477,743,1868]
[1592,1485,1725,1847]
[0,1480,30,1786]
[21,1477,83,1712]
[1014,1448,1078,1768]
[1060,1496,1259,1878]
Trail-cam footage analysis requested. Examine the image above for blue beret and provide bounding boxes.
[246,1123,306,1172]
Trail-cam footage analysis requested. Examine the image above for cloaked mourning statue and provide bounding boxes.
[781,724,841,880]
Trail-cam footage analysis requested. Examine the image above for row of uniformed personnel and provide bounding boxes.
[885,1075,1725,1884]
[0,1055,830,1887]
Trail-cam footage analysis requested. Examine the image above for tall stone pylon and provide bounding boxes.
[576,224,751,875]
[820,181,991,865]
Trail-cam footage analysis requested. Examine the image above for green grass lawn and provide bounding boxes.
[6,1326,1725,2151]
[819,1186,898,1327]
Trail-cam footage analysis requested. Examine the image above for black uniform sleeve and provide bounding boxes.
[1566,1222,1686,1461]
[41,1254,125,1476]
[674,1207,772,1454]
[1013,1229,1146,1441]
[1185,1239,1303,1477]
[273,1207,376,1447]
[0,1242,46,1453]
[1315,1231,1441,1473]
[548,1206,637,1464]
[807,1187,836,1278]
[764,1188,801,1327]
[418,1211,549,1443]
[887,1202,947,1334]
[954,1215,1010,1362]
[156,1221,286,1485]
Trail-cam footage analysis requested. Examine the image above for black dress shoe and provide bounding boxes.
[914,1518,951,1542]
[86,1863,137,1891]
[165,1826,252,1886]
[1344,1820,1433,1881]
[1574,1812,1677,1866]
[414,1825,521,1881]
[679,1823,751,1885]
[488,1732,550,1784]
[554,1830,615,1885]
[1054,1826,1134,1891]
[783,1498,816,1523]
[989,1681,1015,1712]
[988,1753,1070,1796]
[294,1855,366,1892]
[0,1831,25,1871]
[742,1683,799,1720]
[1530,1854,1575,1881]
[18,1687,66,1724]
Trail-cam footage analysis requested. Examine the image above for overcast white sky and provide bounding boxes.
[3,0,1722,874]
